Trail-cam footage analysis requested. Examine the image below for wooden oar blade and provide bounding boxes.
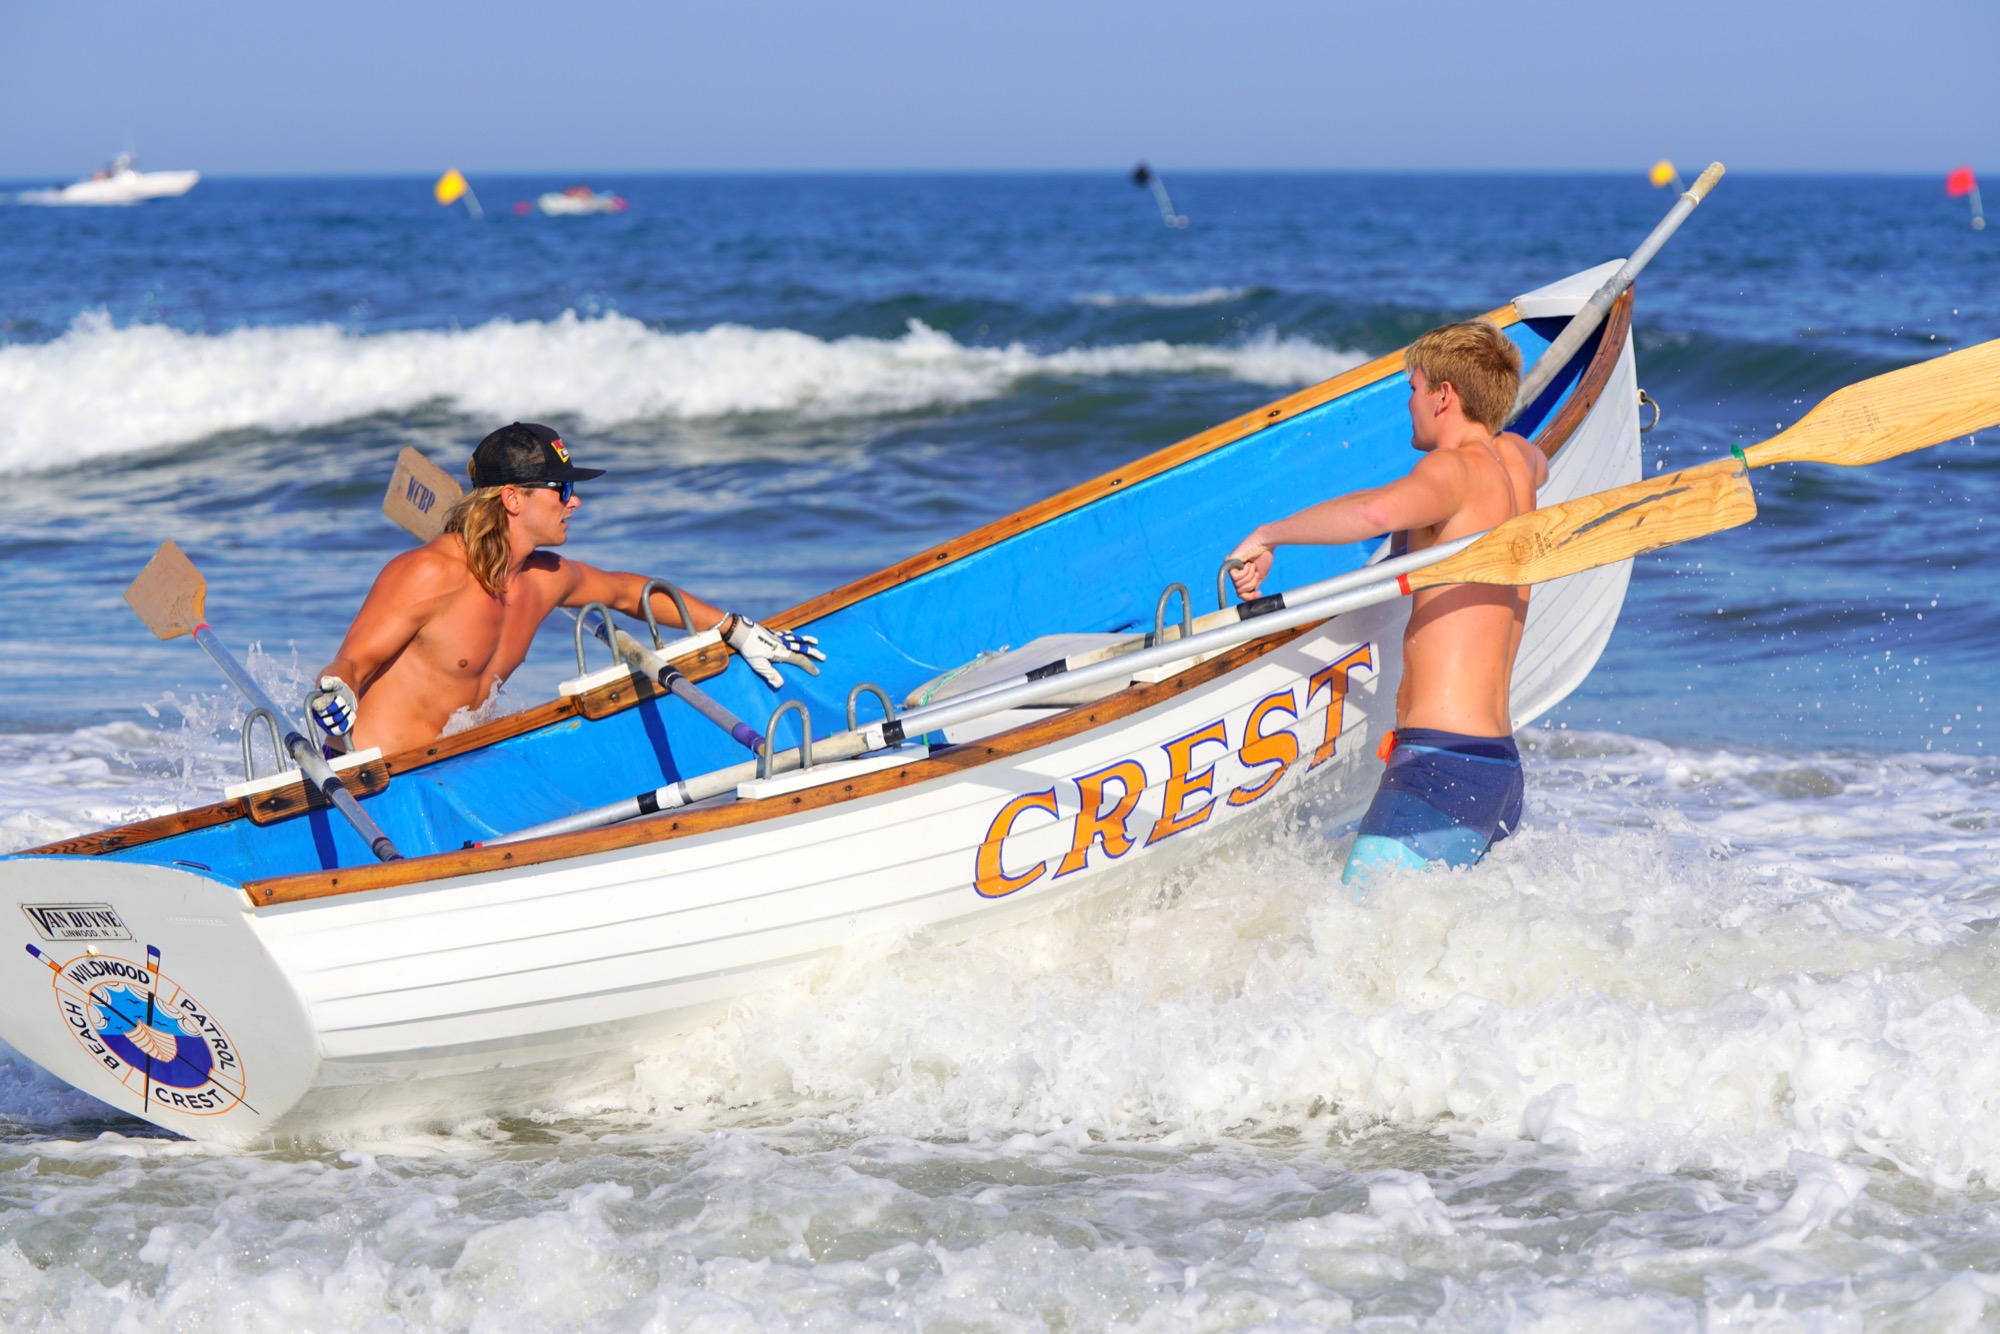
[1416,459,1756,590]
[1745,338,2000,469]
[124,540,207,640]
[383,447,463,542]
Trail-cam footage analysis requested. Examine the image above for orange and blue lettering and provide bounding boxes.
[1146,720,1230,844]
[1055,759,1149,877]
[1228,688,1301,806]
[975,788,1061,897]
[1305,645,1376,768]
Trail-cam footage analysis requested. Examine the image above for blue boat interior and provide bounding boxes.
[87,317,1594,883]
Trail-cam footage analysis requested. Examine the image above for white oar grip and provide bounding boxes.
[1685,162,1726,204]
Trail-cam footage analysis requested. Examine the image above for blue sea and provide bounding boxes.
[1,173,1996,1330]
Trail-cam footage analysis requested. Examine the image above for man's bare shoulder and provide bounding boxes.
[507,549,596,605]
[373,537,473,599]
[1407,444,1480,492]
[1494,431,1549,483]
[512,549,573,588]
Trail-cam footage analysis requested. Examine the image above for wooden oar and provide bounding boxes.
[124,541,404,861]
[935,333,2000,708]
[896,336,2000,734]
[1739,336,2000,468]
[384,449,764,752]
[485,338,2000,847]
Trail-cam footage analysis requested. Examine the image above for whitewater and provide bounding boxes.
[3,705,1998,1327]
[0,310,1358,469]
[2,171,1995,1328]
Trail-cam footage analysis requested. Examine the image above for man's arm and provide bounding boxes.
[558,562,730,632]
[556,559,825,688]
[1227,452,1472,598]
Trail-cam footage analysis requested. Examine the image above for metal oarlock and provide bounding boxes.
[1217,558,1249,610]
[1153,582,1192,644]
[573,602,617,675]
[637,578,695,648]
[758,700,813,780]
[846,682,896,731]
[241,707,284,782]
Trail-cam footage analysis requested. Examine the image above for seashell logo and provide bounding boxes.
[26,944,249,1117]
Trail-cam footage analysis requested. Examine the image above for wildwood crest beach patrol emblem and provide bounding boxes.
[25,942,249,1116]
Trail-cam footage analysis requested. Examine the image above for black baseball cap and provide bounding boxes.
[468,422,606,488]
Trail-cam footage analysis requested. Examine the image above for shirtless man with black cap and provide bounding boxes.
[307,422,824,756]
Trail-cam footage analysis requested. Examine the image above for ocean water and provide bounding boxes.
[0,173,1995,1329]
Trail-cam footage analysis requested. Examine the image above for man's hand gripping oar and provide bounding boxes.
[124,541,405,862]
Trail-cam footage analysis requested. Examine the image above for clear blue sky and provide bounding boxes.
[3,0,1994,176]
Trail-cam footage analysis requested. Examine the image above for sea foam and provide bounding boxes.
[0,310,1362,471]
[2,718,1997,1326]
[621,732,2000,1189]
[6,705,1997,1196]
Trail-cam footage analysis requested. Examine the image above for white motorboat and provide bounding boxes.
[529,185,628,215]
[0,263,1645,1143]
[17,153,199,206]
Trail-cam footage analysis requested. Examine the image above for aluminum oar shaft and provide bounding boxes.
[1510,162,1723,421]
[191,626,403,861]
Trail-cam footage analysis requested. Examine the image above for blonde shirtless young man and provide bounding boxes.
[306,422,823,757]
[1226,320,1546,890]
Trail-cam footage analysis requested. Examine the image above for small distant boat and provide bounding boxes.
[521,185,628,216]
[17,153,199,207]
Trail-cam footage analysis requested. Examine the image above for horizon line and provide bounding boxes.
[0,165,1971,182]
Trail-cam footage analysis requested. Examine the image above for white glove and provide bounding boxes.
[307,675,358,737]
[724,614,825,690]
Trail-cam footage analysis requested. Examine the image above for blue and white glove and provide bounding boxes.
[723,614,825,690]
[307,675,358,737]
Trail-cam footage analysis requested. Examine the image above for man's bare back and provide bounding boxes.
[1224,319,1543,884]
[1394,431,1546,735]
[1227,370,1546,735]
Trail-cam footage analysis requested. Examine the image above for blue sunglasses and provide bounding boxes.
[521,480,576,503]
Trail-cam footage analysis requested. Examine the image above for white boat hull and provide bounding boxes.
[537,191,624,215]
[19,169,199,206]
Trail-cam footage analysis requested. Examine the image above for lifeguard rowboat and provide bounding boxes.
[1,262,1642,1143]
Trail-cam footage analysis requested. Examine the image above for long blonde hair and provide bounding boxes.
[442,485,513,596]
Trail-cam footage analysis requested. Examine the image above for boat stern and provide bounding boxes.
[0,856,318,1143]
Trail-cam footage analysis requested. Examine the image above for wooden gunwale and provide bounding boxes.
[1530,287,1632,461]
[246,621,1324,905]
[240,289,1630,907]
[25,290,1624,878]
[21,642,731,860]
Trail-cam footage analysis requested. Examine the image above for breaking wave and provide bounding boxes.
[0,310,1364,471]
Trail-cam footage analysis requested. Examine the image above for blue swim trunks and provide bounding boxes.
[1341,727,1523,895]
